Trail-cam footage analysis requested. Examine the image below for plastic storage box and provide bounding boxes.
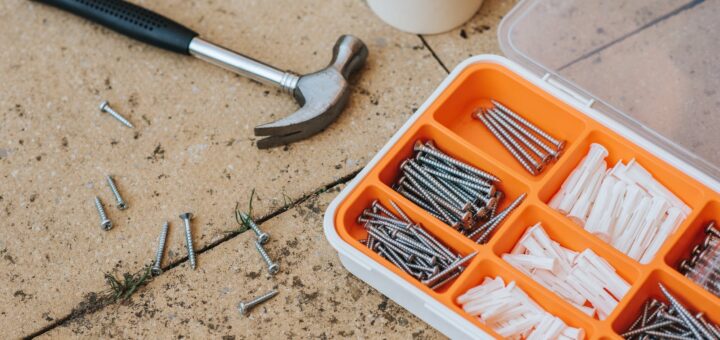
[323,0,720,338]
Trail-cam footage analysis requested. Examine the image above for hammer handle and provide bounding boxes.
[36,0,198,54]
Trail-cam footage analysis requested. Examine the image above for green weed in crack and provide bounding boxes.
[103,265,152,301]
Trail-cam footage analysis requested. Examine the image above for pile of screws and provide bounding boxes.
[622,283,720,339]
[550,143,689,263]
[678,221,720,298]
[393,140,526,244]
[474,99,565,175]
[358,199,477,290]
[92,175,128,231]
[457,277,585,339]
[502,223,630,320]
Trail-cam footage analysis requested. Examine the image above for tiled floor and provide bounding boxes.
[5,0,713,338]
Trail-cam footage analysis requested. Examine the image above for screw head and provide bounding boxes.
[268,263,280,275]
[117,202,127,210]
[257,233,270,245]
[237,302,249,315]
[99,100,109,111]
[101,219,112,231]
[151,267,163,276]
[179,212,193,220]
[413,140,424,152]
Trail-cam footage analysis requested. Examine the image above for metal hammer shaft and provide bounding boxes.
[189,38,299,95]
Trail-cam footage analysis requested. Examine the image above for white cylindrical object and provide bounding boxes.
[367,0,485,34]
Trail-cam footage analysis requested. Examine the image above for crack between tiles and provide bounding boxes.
[22,169,361,339]
[419,35,450,74]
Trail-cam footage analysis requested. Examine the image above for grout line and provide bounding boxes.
[418,35,450,74]
[22,169,361,339]
[557,0,704,71]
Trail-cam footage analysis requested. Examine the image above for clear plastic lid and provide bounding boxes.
[499,0,720,181]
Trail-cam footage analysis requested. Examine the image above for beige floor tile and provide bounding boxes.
[40,186,444,339]
[0,0,447,337]
[420,0,518,71]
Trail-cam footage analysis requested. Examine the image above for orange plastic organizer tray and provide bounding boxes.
[333,61,720,339]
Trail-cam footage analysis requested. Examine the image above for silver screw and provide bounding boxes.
[476,111,537,175]
[488,108,552,165]
[179,212,197,270]
[105,175,127,210]
[238,289,278,316]
[405,159,469,212]
[621,320,674,337]
[151,221,169,275]
[93,196,112,231]
[658,283,713,340]
[417,155,493,190]
[238,212,269,245]
[422,251,477,287]
[490,104,559,159]
[388,200,411,224]
[99,100,134,128]
[401,173,455,224]
[491,99,565,151]
[485,111,542,174]
[472,193,526,243]
[413,141,499,182]
[254,240,279,275]
[705,221,720,238]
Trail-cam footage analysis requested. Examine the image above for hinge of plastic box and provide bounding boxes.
[542,73,595,108]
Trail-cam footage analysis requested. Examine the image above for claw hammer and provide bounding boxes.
[36,0,369,149]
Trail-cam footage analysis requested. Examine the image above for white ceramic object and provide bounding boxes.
[367,0,485,34]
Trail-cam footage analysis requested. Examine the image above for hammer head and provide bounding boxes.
[253,35,368,149]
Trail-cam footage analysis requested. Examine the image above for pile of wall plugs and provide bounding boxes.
[549,143,689,263]
[502,223,630,320]
[457,276,585,339]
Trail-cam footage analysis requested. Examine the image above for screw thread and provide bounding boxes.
[102,104,134,128]
[489,109,549,162]
[491,99,563,148]
[478,112,537,175]
[486,113,541,171]
[241,212,264,238]
[254,241,275,267]
[94,196,107,221]
[106,175,127,209]
[414,143,499,182]
[182,217,196,269]
[152,222,169,273]
[418,156,492,189]
[246,289,279,310]
[407,160,467,210]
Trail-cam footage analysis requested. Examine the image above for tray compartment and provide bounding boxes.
[449,258,598,338]
[430,63,588,180]
[610,269,720,336]
[375,124,530,216]
[491,204,640,320]
[663,199,720,300]
[335,183,478,294]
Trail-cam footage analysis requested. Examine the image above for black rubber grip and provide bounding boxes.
[36,0,198,54]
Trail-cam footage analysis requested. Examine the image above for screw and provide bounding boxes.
[151,221,169,275]
[93,196,112,231]
[476,111,537,175]
[422,251,477,287]
[179,212,196,270]
[105,175,127,210]
[658,283,713,340]
[486,111,543,173]
[706,221,720,238]
[413,141,499,182]
[238,289,278,315]
[644,330,695,340]
[401,173,455,225]
[621,320,674,337]
[491,99,565,152]
[403,160,469,213]
[371,200,401,222]
[388,200,411,224]
[472,193,526,243]
[238,212,269,245]
[99,100,133,128]
[488,108,552,168]
[254,240,279,275]
[416,155,493,189]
